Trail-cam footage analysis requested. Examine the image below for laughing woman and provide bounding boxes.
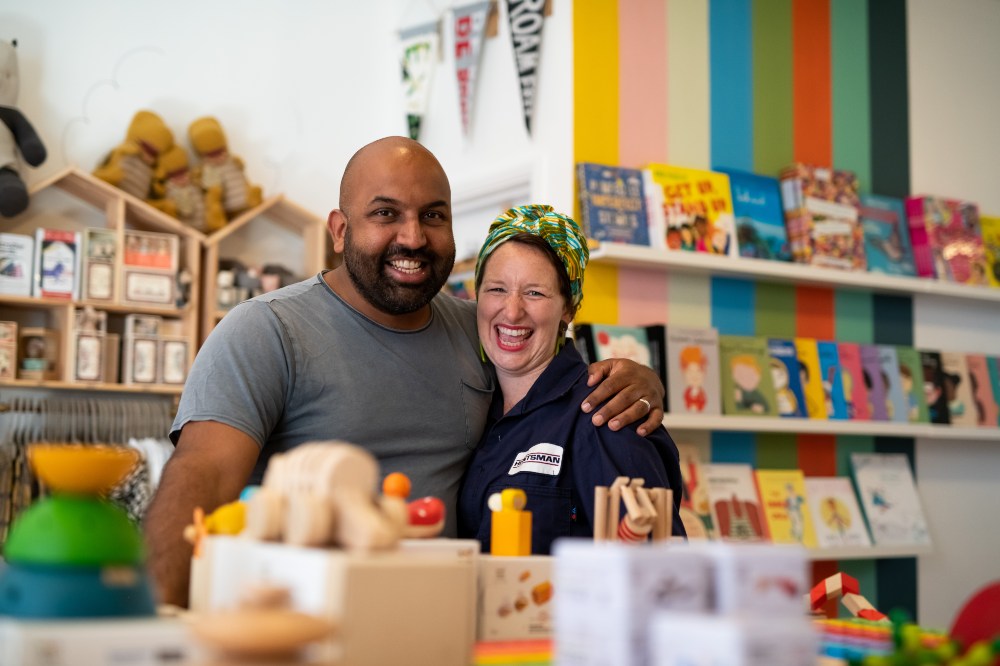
[457,205,685,554]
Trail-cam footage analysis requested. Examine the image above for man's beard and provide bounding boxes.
[342,226,456,315]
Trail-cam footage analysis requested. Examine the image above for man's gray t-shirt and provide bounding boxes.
[170,273,494,536]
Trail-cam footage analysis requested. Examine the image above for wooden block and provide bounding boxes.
[491,510,532,557]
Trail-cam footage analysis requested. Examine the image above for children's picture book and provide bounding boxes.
[645,324,668,410]
[0,232,34,296]
[794,338,827,419]
[766,338,807,418]
[987,357,1000,426]
[940,351,977,426]
[665,326,721,416]
[82,227,118,301]
[850,453,931,547]
[573,323,652,369]
[645,163,736,257]
[895,347,929,423]
[980,215,1000,287]
[817,341,848,420]
[576,162,651,246]
[837,342,871,420]
[34,228,81,299]
[964,354,999,427]
[905,196,988,284]
[676,442,715,539]
[877,345,909,423]
[859,344,889,421]
[719,336,777,417]
[803,476,872,549]
[703,463,767,542]
[779,164,865,270]
[859,194,917,277]
[920,350,951,425]
[754,468,818,548]
[719,168,791,261]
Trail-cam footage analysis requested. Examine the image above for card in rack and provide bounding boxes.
[665,326,721,416]
[702,463,767,542]
[803,476,872,549]
[850,453,931,547]
[754,469,818,548]
[576,162,651,245]
[0,232,34,296]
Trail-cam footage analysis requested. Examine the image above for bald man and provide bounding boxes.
[144,137,665,606]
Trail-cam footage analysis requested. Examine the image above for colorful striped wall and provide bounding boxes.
[573,0,916,619]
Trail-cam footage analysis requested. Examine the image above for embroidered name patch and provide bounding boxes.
[508,442,564,476]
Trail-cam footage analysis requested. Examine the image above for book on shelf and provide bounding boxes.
[837,342,871,420]
[803,476,872,549]
[702,463,767,542]
[645,324,668,410]
[794,338,828,420]
[0,232,34,296]
[850,452,931,547]
[665,326,721,416]
[676,442,715,539]
[877,345,909,424]
[905,196,988,284]
[575,162,651,246]
[987,357,1000,425]
[766,338,807,418]
[859,344,890,421]
[920,350,951,425]
[817,341,849,420]
[964,354,999,427]
[778,163,865,271]
[895,346,930,423]
[719,168,791,261]
[33,228,81,299]
[980,215,1000,288]
[82,227,118,302]
[644,164,736,257]
[939,351,977,426]
[859,194,917,277]
[572,323,653,369]
[754,468,818,548]
[719,335,778,417]
[121,229,179,307]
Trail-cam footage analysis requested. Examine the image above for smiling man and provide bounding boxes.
[144,137,666,607]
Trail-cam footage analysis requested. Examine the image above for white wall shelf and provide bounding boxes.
[664,414,999,441]
[589,243,1000,303]
[807,544,932,561]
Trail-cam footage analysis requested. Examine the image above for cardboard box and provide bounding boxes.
[477,554,555,641]
[191,536,476,666]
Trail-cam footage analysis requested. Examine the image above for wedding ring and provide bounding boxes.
[638,398,652,413]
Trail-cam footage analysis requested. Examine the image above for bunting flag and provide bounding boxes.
[399,21,440,142]
[506,0,545,135]
[453,1,492,136]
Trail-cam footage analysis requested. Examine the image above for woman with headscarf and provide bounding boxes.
[457,205,685,554]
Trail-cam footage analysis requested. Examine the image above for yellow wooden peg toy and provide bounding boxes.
[490,488,532,556]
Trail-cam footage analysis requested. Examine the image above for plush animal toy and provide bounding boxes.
[94,109,175,207]
[154,145,226,232]
[188,116,262,219]
[0,40,47,218]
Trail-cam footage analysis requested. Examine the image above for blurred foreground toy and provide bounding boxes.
[183,499,246,558]
[593,476,672,543]
[0,444,156,618]
[809,571,888,622]
[0,39,47,218]
[381,471,446,538]
[93,109,175,212]
[188,115,262,220]
[490,488,532,556]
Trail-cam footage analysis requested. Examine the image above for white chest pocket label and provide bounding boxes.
[508,442,564,476]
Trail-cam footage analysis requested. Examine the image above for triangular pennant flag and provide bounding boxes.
[453,1,492,136]
[399,20,440,141]
[505,0,545,135]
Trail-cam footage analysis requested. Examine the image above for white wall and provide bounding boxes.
[908,0,1000,630]
[0,0,572,263]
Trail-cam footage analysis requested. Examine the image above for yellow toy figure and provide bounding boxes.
[490,488,532,556]
[93,110,175,211]
[188,116,262,221]
[154,145,226,233]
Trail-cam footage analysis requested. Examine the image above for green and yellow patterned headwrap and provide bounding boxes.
[475,204,589,309]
